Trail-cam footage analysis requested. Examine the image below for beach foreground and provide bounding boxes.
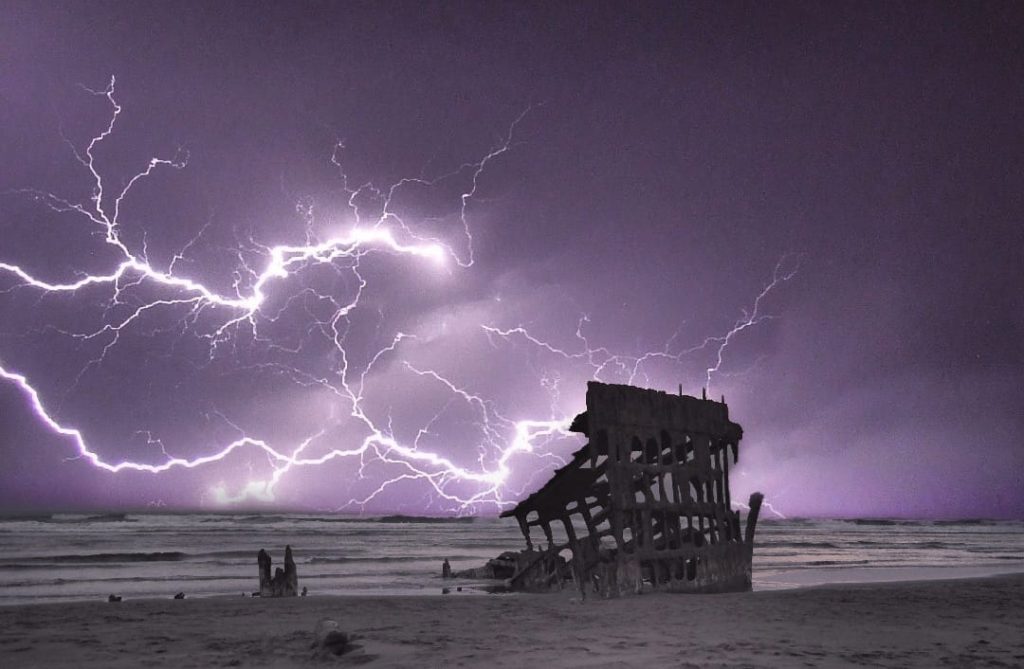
[1,574,1022,668]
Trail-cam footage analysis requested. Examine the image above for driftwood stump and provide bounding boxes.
[257,545,299,597]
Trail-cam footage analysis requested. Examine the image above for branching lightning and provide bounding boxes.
[481,253,798,394]
[0,77,797,514]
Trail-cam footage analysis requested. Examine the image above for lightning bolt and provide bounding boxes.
[733,498,788,520]
[0,77,796,515]
[702,257,799,393]
[481,254,799,394]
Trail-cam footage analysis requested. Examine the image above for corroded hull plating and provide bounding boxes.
[503,383,764,598]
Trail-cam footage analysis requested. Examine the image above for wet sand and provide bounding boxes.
[1,573,1022,667]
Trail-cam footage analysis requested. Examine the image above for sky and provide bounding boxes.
[0,1,1021,518]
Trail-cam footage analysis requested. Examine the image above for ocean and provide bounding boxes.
[0,514,1021,605]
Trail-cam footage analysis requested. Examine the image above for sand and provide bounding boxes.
[1,574,1022,668]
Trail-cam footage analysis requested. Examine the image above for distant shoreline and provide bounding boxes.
[1,512,1020,522]
[1,565,1021,608]
[1,573,1021,667]
[2,515,1022,606]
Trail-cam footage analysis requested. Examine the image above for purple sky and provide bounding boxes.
[1,2,1021,518]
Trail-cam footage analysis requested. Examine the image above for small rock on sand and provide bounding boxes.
[313,618,351,656]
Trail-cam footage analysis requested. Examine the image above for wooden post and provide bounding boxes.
[541,521,554,550]
[516,513,534,551]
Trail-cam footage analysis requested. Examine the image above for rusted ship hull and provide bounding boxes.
[502,382,764,599]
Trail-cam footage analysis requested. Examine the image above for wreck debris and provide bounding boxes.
[452,551,518,580]
[257,545,299,597]
[501,381,764,598]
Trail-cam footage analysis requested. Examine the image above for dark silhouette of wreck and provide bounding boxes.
[500,381,763,598]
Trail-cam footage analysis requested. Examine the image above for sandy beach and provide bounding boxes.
[1,573,1021,668]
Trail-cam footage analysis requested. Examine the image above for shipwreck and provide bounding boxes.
[500,381,763,598]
